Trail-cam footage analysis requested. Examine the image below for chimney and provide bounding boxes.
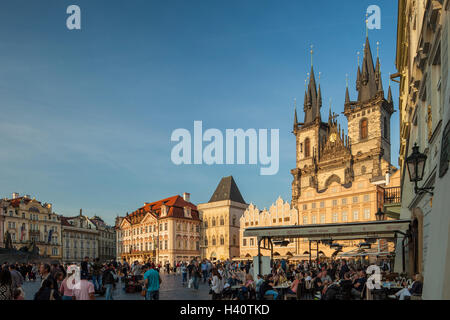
[183,192,190,202]
[12,192,19,199]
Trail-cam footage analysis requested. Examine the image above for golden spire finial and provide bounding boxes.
[310,45,314,67]
[318,71,321,84]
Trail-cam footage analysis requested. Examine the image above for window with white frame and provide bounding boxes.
[364,208,371,220]
[332,213,338,223]
[320,214,326,224]
[353,210,359,221]
[342,212,348,222]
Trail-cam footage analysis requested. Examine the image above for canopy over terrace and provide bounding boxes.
[243,219,411,272]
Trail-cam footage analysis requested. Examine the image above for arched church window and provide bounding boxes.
[212,217,216,227]
[304,138,311,158]
[212,236,216,246]
[220,235,224,245]
[360,119,368,140]
[220,216,224,226]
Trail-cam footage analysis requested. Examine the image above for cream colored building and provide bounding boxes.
[61,210,100,263]
[395,0,450,299]
[90,216,116,262]
[0,193,62,260]
[117,193,201,265]
[240,197,300,259]
[198,176,248,261]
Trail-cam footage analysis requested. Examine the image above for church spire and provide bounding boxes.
[293,98,298,131]
[345,74,351,104]
[357,36,379,102]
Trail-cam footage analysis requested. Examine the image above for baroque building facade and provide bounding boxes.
[395,0,450,299]
[116,194,201,265]
[90,216,116,262]
[240,197,300,259]
[290,35,399,257]
[198,176,248,261]
[61,210,100,263]
[0,193,62,260]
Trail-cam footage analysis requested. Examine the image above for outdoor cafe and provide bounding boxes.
[243,219,413,300]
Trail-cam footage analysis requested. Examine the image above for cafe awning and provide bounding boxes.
[243,219,410,241]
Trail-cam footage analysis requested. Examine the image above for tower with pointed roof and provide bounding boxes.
[344,36,394,182]
[291,35,396,208]
[198,176,248,260]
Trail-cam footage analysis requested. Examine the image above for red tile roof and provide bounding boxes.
[125,195,200,225]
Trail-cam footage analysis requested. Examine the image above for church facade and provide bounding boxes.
[291,36,399,257]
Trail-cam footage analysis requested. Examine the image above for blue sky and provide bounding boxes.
[0,0,399,225]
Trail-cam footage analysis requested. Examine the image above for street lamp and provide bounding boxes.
[375,208,386,221]
[406,143,434,195]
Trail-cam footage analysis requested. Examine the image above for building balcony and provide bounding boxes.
[381,187,401,219]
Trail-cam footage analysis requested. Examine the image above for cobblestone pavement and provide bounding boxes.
[22,273,212,300]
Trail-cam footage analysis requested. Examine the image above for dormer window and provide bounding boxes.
[184,207,192,218]
[161,205,168,217]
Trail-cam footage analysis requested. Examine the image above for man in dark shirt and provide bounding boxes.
[81,256,90,279]
[351,270,367,300]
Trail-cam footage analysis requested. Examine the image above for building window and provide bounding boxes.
[212,237,216,246]
[212,218,216,227]
[364,195,370,202]
[303,216,308,225]
[342,212,348,222]
[220,216,224,226]
[232,216,236,226]
[332,213,338,223]
[220,236,224,245]
[311,215,317,224]
[353,211,359,221]
[364,208,371,220]
[250,238,254,246]
[360,118,368,140]
[353,196,359,203]
[304,138,311,158]
[320,214,326,224]
[332,200,338,207]
[311,203,316,209]
[243,238,247,246]
[320,202,325,208]
[342,198,347,205]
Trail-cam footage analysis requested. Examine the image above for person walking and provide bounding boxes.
[210,269,223,300]
[102,263,116,300]
[0,268,13,300]
[73,274,95,300]
[181,263,187,286]
[191,261,201,290]
[59,270,75,300]
[143,264,162,300]
[34,279,61,300]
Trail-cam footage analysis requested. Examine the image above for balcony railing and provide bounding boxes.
[383,187,401,205]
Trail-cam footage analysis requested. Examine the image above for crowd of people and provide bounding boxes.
[0,257,423,301]
[198,258,423,301]
[0,257,120,300]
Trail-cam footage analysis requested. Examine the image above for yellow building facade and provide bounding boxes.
[1,193,62,260]
[198,176,248,261]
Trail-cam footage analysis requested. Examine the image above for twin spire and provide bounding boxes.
[295,34,393,130]
[303,65,322,125]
